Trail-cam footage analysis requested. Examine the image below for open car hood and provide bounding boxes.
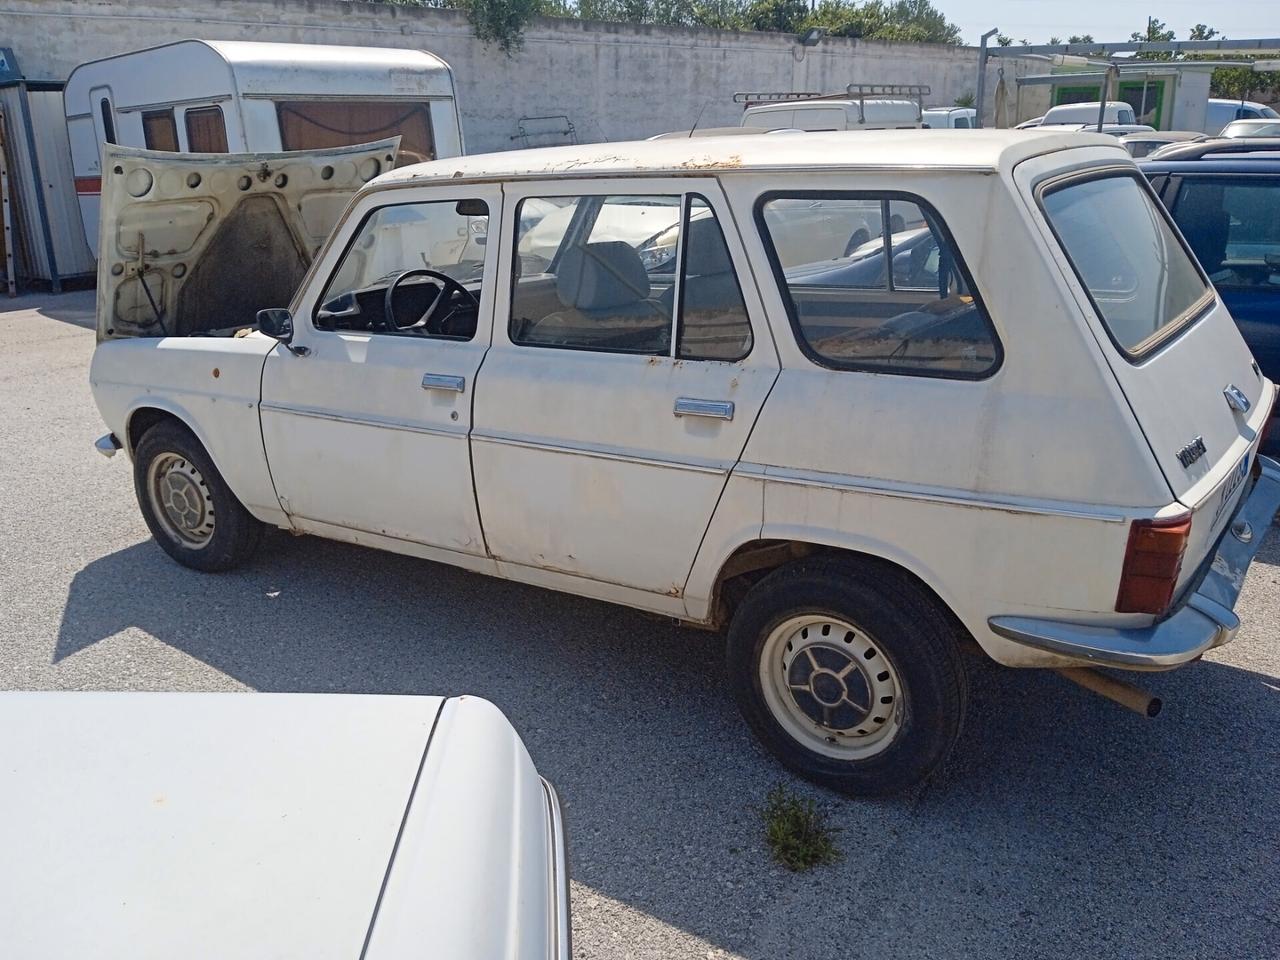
[95,139,399,341]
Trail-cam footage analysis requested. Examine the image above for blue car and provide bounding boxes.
[1141,140,1280,390]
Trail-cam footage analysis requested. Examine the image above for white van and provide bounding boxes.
[922,107,977,129]
[1042,101,1137,127]
[64,39,464,254]
[742,99,921,131]
[1204,98,1280,135]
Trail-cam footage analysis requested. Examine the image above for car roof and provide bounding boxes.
[1141,156,1280,174]
[372,129,1120,189]
[1138,137,1280,168]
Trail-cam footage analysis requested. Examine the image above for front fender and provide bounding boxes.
[90,336,286,525]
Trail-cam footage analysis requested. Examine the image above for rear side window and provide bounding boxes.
[141,109,178,152]
[757,193,1000,378]
[510,193,752,360]
[1041,173,1211,357]
[185,106,228,153]
[1171,178,1280,290]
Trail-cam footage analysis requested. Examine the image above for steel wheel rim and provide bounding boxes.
[146,452,215,549]
[759,614,904,760]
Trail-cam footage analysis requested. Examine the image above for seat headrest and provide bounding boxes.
[556,242,650,310]
[683,216,734,277]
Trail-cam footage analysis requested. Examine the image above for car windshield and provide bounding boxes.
[1041,173,1210,356]
[1222,120,1280,138]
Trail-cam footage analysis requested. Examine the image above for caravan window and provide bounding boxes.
[99,98,116,145]
[276,101,436,167]
[185,106,228,153]
[142,110,179,152]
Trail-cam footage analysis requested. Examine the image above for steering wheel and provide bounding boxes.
[383,269,478,333]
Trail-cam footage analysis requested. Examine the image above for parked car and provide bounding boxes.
[1119,130,1207,158]
[742,97,921,131]
[89,131,1280,797]
[1204,97,1280,135]
[1219,118,1280,139]
[922,107,976,129]
[1141,141,1280,452]
[1040,122,1155,138]
[0,692,569,959]
[1041,101,1138,126]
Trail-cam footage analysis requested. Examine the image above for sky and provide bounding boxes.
[941,1,1278,48]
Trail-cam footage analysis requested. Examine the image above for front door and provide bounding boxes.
[261,185,499,557]
[471,178,780,596]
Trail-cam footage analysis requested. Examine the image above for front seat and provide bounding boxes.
[530,241,670,352]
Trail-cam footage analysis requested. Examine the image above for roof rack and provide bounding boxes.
[1150,137,1280,160]
[732,92,824,104]
[845,84,931,97]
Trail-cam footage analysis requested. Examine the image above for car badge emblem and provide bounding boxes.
[1223,384,1251,414]
[1176,436,1207,469]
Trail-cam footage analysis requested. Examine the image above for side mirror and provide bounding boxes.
[256,308,309,357]
[257,308,294,342]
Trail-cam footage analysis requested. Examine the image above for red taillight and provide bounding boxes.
[1115,513,1192,615]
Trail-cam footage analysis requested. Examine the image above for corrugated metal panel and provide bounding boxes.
[28,89,94,278]
[0,84,48,282]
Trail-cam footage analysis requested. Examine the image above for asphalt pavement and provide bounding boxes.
[2,291,1277,959]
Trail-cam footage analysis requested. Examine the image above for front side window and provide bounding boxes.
[315,198,489,341]
[510,192,752,359]
[185,106,228,153]
[277,101,435,167]
[1171,178,1280,290]
[758,193,999,378]
[1041,173,1211,357]
[141,109,178,152]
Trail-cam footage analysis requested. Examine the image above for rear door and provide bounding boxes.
[472,177,779,597]
[1017,152,1269,526]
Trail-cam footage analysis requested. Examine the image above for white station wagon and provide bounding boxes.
[91,131,1280,796]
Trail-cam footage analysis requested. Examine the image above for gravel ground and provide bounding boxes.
[3,291,1278,959]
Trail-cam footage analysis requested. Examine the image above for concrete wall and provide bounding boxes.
[2,0,1038,152]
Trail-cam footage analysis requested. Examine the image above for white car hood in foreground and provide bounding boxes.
[0,693,564,960]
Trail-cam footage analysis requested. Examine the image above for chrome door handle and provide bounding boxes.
[674,397,734,421]
[422,373,466,393]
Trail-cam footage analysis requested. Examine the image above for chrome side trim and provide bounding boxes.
[94,433,121,459]
[760,465,1130,523]
[541,777,572,960]
[470,431,732,475]
[259,402,468,440]
[674,397,735,420]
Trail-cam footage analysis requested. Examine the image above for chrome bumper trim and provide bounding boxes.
[541,777,571,960]
[94,433,121,458]
[990,455,1280,669]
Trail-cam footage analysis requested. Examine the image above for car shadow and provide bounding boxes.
[55,531,1280,959]
[19,290,97,330]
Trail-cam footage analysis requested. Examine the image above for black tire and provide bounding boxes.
[726,557,967,797]
[132,420,263,572]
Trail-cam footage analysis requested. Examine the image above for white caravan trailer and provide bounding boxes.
[64,40,464,254]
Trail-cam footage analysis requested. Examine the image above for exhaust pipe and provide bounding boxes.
[1055,668,1162,718]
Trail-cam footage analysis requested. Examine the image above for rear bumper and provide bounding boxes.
[989,455,1280,669]
[542,777,571,960]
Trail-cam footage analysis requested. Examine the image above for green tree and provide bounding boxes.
[742,0,808,33]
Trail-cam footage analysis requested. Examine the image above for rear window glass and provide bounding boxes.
[1171,178,1280,290]
[1041,174,1210,356]
[277,101,435,167]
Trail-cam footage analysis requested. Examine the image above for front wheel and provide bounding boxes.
[726,558,967,797]
[132,420,263,572]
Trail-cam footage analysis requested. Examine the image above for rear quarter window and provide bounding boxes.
[1040,172,1212,358]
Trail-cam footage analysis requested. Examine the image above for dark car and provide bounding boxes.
[1141,140,1280,391]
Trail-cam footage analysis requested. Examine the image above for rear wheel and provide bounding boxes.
[133,420,262,572]
[726,557,967,797]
